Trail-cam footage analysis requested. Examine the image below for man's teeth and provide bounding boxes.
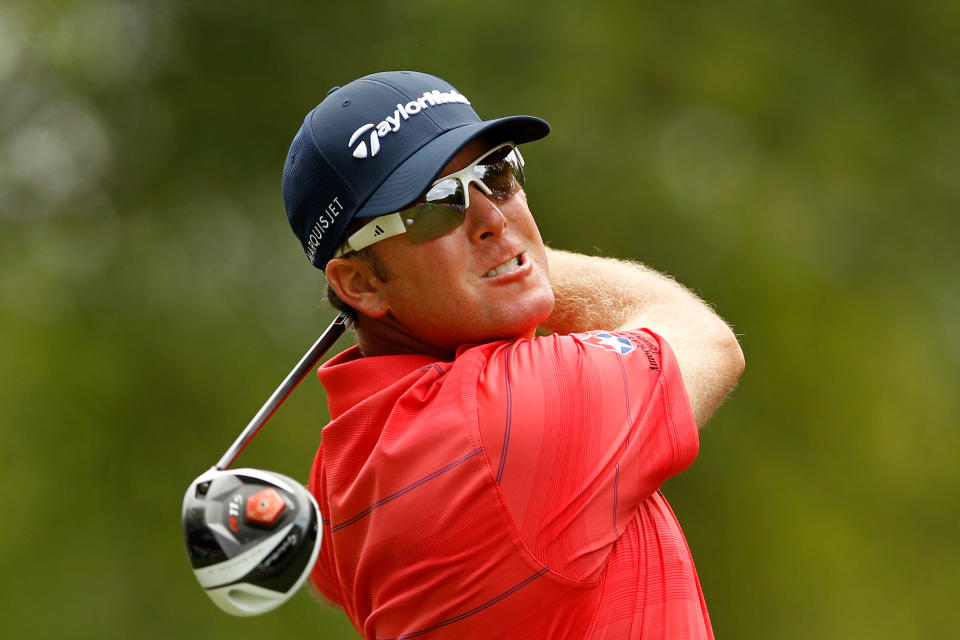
[485,256,520,277]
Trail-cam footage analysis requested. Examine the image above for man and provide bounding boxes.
[281,71,744,639]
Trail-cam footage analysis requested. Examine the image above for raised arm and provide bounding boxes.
[541,248,744,427]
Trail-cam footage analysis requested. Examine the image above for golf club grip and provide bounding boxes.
[215,313,353,470]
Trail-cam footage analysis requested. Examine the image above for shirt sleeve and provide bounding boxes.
[475,329,698,582]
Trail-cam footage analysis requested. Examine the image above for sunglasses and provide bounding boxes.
[334,142,525,257]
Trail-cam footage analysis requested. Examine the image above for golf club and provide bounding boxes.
[181,313,352,616]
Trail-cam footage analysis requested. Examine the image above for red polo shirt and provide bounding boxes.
[309,329,712,639]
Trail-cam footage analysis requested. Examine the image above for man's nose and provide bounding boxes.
[465,182,507,242]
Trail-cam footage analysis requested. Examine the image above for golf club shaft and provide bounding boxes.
[215,313,353,470]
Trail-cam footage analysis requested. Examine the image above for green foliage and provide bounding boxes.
[1,1,957,637]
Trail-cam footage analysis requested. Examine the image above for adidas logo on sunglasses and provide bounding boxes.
[347,89,471,159]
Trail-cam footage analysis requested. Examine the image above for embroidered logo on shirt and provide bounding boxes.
[583,332,636,355]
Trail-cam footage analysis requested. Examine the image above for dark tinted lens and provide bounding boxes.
[423,178,464,208]
[476,148,525,201]
[401,180,465,243]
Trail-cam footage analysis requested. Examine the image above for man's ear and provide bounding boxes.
[325,257,389,318]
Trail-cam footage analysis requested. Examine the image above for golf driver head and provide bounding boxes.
[182,467,322,616]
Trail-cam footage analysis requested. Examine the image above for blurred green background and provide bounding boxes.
[1,1,957,638]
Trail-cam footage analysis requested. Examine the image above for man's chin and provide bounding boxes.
[491,298,554,342]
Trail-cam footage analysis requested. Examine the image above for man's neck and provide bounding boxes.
[354,314,456,361]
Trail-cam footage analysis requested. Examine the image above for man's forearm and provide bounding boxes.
[542,248,681,334]
[541,248,745,427]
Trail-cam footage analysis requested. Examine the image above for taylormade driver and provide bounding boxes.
[181,314,351,616]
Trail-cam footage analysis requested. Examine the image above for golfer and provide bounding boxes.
[281,71,744,639]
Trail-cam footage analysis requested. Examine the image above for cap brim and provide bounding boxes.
[355,115,550,218]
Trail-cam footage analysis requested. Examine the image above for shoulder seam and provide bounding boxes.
[468,341,602,589]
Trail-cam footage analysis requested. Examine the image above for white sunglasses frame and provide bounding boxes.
[334,142,523,258]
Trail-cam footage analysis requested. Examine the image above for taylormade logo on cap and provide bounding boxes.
[347,89,471,159]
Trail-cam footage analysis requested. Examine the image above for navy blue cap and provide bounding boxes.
[281,71,550,270]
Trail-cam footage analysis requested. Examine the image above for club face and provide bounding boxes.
[182,467,322,616]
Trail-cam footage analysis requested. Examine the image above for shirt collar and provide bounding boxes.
[316,346,442,418]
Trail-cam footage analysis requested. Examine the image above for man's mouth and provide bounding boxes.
[484,255,522,278]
